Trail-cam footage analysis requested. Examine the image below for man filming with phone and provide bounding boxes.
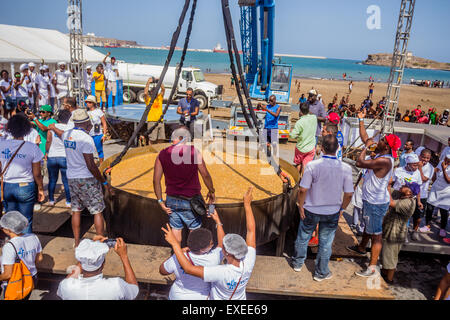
[57,237,139,300]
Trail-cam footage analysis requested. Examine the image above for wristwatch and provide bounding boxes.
[158,199,164,203]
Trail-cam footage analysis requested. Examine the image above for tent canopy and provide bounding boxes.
[0,24,105,63]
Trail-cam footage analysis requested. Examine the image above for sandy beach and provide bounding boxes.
[205,73,450,115]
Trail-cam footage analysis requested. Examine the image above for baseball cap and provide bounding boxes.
[384,134,401,158]
[308,89,318,96]
[327,112,340,124]
[40,105,53,113]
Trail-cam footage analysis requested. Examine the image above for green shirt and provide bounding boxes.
[35,118,57,155]
[289,114,317,153]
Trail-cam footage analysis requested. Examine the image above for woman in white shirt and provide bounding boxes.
[162,187,257,300]
[0,211,43,299]
[427,154,450,239]
[0,115,45,233]
[85,95,107,164]
[45,109,72,207]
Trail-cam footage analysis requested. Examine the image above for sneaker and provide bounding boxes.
[65,202,71,208]
[355,265,380,277]
[443,238,450,244]
[419,225,431,233]
[314,272,333,282]
[439,229,447,237]
[292,265,303,272]
[411,231,420,241]
[346,245,367,256]
[33,203,41,211]
[48,201,55,206]
[308,236,319,247]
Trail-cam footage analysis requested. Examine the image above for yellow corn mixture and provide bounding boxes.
[110,151,293,203]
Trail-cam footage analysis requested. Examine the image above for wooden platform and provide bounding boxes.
[33,188,71,234]
[33,235,394,300]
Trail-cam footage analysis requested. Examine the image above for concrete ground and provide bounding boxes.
[29,138,449,300]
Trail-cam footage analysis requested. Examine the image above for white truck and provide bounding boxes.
[117,62,222,108]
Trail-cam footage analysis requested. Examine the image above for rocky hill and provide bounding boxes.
[363,53,450,71]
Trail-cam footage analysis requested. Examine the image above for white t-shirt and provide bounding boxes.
[48,73,56,98]
[428,161,450,210]
[362,155,394,205]
[415,146,425,156]
[48,124,68,158]
[24,128,40,144]
[0,79,12,97]
[1,234,42,280]
[88,108,105,136]
[300,156,354,215]
[104,63,118,82]
[419,162,434,199]
[16,75,29,98]
[203,246,256,300]
[0,139,44,183]
[63,128,96,179]
[440,146,450,162]
[35,74,50,96]
[0,116,8,140]
[57,273,139,300]
[54,70,71,88]
[392,166,423,191]
[84,71,93,90]
[163,248,222,300]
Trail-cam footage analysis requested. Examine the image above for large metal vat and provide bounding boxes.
[100,145,299,255]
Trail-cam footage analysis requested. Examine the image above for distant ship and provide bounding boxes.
[104,44,120,48]
[213,43,242,54]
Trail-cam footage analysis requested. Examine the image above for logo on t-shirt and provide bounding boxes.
[2,148,26,160]
[226,279,238,290]
[64,140,76,150]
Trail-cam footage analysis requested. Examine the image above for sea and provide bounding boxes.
[92,46,450,84]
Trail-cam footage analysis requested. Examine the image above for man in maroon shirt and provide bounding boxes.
[153,127,216,243]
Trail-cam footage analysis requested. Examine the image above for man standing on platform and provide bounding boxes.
[291,135,353,281]
[59,109,111,247]
[347,109,401,278]
[103,52,119,108]
[290,102,317,176]
[306,89,326,147]
[153,127,215,244]
[177,88,199,139]
[261,95,281,158]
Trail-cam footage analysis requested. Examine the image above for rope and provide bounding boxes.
[144,0,197,137]
[104,0,192,174]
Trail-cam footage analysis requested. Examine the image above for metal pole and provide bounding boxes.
[68,0,85,108]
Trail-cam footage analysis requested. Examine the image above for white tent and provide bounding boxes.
[0,24,105,63]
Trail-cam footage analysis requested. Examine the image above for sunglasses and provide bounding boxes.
[39,111,47,114]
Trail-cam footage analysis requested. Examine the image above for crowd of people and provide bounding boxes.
[0,59,448,300]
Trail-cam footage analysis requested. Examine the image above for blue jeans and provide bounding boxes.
[362,200,389,235]
[166,195,201,230]
[292,209,340,279]
[3,182,36,234]
[47,157,71,203]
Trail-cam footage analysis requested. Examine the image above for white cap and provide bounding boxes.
[28,62,36,67]
[39,65,46,71]
[43,65,49,70]
[308,89,317,96]
[86,65,92,69]
[405,153,420,164]
[19,63,28,72]
[317,93,322,98]
[57,61,66,66]
[75,239,109,272]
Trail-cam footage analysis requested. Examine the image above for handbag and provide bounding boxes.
[173,194,207,216]
[0,141,26,214]
[4,241,34,300]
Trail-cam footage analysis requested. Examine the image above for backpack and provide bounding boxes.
[4,241,34,300]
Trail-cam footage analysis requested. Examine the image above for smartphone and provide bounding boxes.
[104,238,117,248]
[208,204,215,216]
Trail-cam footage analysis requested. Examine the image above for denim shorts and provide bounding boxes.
[166,196,201,230]
[362,200,389,235]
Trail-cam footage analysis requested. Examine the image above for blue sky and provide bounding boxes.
[1,0,449,62]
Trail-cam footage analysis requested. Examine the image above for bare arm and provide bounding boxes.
[32,161,45,202]
[45,130,52,156]
[434,271,450,300]
[162,224,205,279]
[0,265,13,281]
[197,151,215,203]
[341,192,353,211]
[265,106,281,118]
[153,157,164,201]
[297,186,308,220]
[243,187,256,248]
[114,238,138,285]
[83,153,106,184]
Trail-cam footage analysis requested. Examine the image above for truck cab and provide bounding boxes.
[179,68,222,108]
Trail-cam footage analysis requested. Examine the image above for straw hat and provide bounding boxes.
[85,95,97,104]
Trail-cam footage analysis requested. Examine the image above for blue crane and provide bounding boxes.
[238,0,293,103]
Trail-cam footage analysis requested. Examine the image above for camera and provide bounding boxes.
[104,238,117,248]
